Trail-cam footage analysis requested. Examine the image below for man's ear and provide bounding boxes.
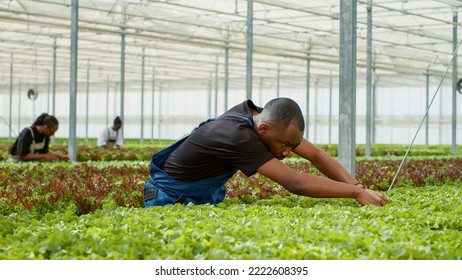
[257,123,269,136]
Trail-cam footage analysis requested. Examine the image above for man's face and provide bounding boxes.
[258,120,303,160]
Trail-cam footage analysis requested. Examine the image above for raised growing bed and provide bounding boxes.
[0,184,460,259]
[0,157,461,214]
[0,154,461,260]
[1,141,460,161]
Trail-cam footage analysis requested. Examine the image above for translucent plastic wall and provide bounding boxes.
[1,79,461,145]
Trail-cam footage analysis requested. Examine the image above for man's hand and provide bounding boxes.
[355,186,388,206]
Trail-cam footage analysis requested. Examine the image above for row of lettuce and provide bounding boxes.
[0,157,461,215]
[1,141,461,161]
[1,184,461,259]
[1,150,460,259]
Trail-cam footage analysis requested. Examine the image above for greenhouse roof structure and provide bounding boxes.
[1,0,462,93]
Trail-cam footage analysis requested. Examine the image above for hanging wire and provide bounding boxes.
[0,115,17,136]
[107,0,121,16]
[388,36,462,191]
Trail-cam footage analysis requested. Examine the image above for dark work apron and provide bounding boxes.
[143,116,253,207]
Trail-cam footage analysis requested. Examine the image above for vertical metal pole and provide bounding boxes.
[52,37,57,144]
[141,47,145,144]
[47,71,50,113]
[157,87,162,139]
[52,38,57,117]
[439,87,443,144]
[258,78,263,105]
[106,76,109,127]
[329,72,333,144]
[314,78,318,143]
[208,76,212,118]
[372,70,377,144]
[85,61,89,142]
[451,11,458,154]
[9,54,13,140]
[339,0,357,175]
[425,72,430,145]
[33,90,36,120]
[69,0,79,161]
[120,2,126,139]
[18,80,21,133]
[366,1,372,157]
[305,43,311,140]
[224,25,229,111]
[214,57,219,117]
[276,63,280,98]
[151,68,155,143]
[114,82,118,116]
[246,0,253,100]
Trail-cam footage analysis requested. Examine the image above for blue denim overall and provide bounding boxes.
[144,116,253,207]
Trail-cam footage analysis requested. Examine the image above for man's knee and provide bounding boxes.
[143,186,188,207]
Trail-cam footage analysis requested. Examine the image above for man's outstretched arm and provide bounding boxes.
[293,138,359,184]
[256,147,388,206]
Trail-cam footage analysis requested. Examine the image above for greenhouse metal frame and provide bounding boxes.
[1,0,461,168]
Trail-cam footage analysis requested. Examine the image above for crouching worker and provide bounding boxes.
[97,116,123,149]
[143,98,388,207]
[8,113,69,162]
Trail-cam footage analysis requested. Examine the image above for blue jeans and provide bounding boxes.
[143,181,227,207]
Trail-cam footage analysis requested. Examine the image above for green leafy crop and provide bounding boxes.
[0,184,460,260]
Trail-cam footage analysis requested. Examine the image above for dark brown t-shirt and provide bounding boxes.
[162,100,274,181]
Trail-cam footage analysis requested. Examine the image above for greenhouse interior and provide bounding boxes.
[1,0,461,144]
[0,0,461,264]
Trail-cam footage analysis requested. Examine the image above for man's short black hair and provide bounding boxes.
[262,97,305,131]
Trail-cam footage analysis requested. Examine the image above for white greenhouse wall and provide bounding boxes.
[1,83,462,145]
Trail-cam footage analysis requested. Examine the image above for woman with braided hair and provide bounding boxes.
[8,113,69,162]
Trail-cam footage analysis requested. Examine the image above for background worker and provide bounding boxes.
[143,98,388,207]
[97,116,123,149]
[8,113,69,162]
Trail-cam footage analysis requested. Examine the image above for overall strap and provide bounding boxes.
[195,115,252,131]
[27,127,36,144]
[228,115,254,127]
[27,126,46,154]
